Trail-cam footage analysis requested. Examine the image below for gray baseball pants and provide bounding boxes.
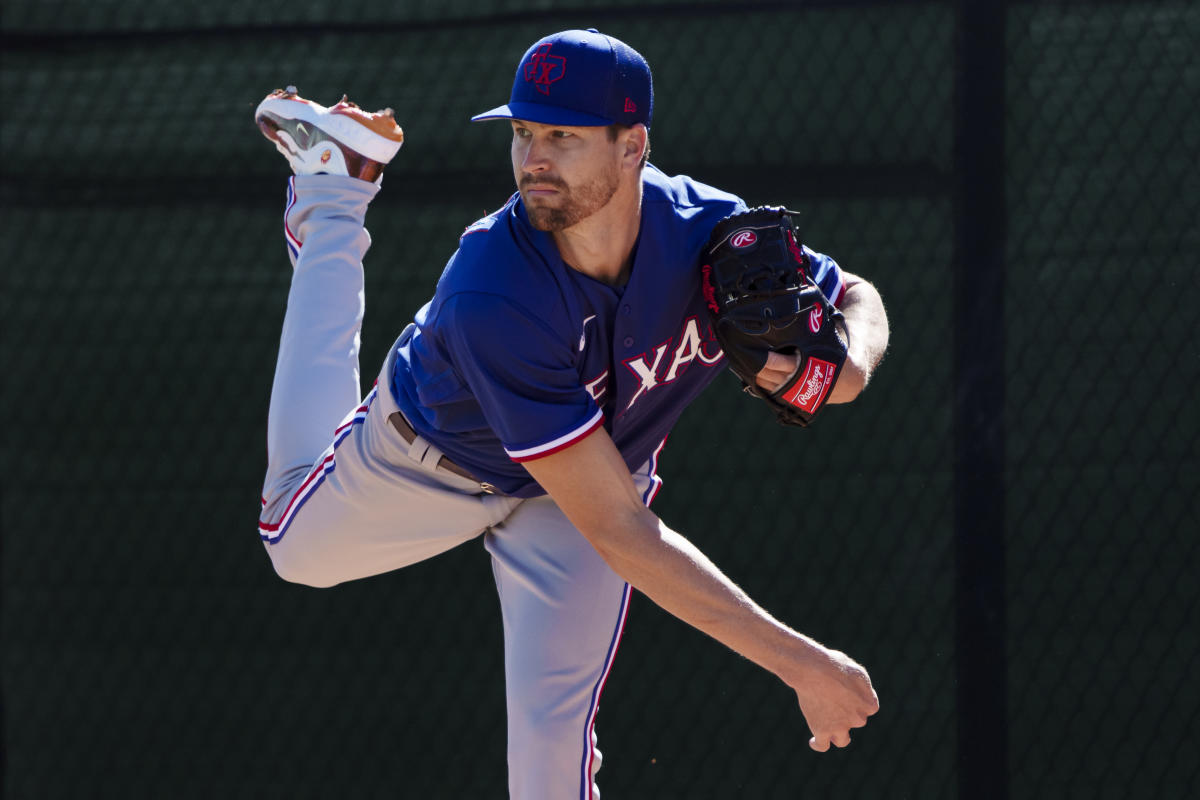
[258,175,661,800]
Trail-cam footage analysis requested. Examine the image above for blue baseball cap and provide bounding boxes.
[471,29,653,128]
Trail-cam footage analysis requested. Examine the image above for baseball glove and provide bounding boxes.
[701,206,847,427]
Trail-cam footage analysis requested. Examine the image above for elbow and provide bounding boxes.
[828,360,868,405]
[834,277,890,402]
[829,326,888,406]
[579,506,661,582]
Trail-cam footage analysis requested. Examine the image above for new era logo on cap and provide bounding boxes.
[471,29,654,128]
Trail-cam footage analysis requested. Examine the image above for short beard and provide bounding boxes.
[522,165,620,232]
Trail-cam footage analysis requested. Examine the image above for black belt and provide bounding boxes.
[388,412,479,483]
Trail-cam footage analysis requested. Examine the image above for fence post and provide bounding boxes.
[954,1,1008,798]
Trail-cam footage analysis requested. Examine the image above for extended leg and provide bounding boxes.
[262,174,377,500]
[258,195,522,585]
[255,86,404,506]
[254,91,519,587]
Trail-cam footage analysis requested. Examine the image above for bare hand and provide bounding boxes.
[755,351,801,393]
[791,646,880,752]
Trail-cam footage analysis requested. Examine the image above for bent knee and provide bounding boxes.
[262,540,342,589]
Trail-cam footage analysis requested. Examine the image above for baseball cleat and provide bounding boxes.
[255,86,404,184]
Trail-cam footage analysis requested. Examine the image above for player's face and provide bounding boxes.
[510,121,622,232]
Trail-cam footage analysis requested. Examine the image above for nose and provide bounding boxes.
[517,134,550,174]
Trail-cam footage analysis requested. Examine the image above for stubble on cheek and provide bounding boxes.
[522,167,619,232]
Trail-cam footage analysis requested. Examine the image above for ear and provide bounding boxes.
[621,124,648,169]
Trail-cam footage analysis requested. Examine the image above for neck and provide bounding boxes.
[552,176,643,287]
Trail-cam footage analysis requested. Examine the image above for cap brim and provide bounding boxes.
[470,101,613,127]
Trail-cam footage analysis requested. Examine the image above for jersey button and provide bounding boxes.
[622,304,631,315]
[623,336,634,348]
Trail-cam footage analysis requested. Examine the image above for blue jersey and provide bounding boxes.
[390,165,845,497]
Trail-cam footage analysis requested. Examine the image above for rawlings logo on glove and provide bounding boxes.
[701,206,848,427]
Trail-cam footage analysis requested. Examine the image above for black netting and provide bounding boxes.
[2,2,1196,798]
[1004,5,1200,799]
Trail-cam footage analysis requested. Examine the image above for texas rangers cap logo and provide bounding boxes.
[730,230,757,248]
[523,43,566,95]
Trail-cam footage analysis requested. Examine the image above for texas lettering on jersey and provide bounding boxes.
[584,316,724,412]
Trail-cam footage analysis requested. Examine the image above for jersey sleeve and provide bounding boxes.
[437,291,603,462]
[804,245,847,307]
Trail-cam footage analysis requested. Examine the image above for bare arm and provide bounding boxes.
[522,430,880,751]
[756,272,890,402]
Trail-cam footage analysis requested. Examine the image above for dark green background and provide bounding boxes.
[2,1,1196,798]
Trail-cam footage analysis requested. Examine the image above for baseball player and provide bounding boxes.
[254,28,888,799]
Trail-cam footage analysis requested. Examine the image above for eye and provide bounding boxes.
[551,129,573,139]
[512,125,531,138]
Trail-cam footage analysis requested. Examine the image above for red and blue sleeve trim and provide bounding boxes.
[505,409,605,463]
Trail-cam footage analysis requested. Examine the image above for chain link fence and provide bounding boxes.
[1004,5,1199,798]
[2,1,1196,798]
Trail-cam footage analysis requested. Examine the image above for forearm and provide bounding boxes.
[595,508,823,686]
[524,431,879,748]
[531,437,823,683]
[828,276,889,404]
[595,509,878,751]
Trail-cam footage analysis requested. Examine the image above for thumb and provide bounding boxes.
[809,735,830,753]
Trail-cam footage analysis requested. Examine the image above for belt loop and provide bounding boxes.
[418,438,447,472]
[390,411,493,491]
[407,435,426,463]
